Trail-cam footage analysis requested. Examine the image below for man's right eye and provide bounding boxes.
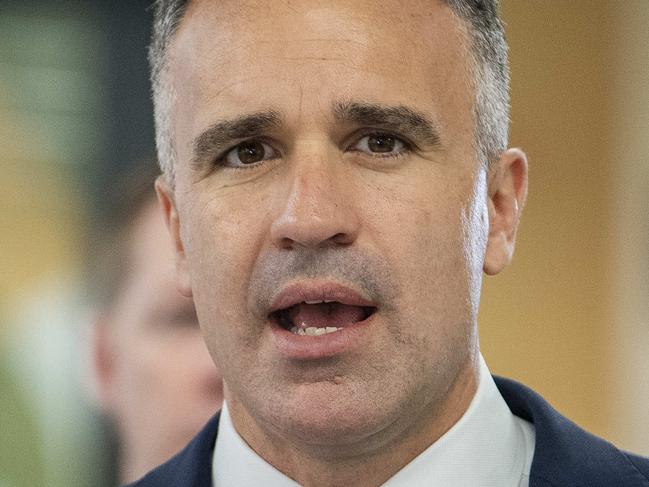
[221,140,279,168]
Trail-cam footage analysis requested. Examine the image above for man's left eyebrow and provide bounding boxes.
[332,101,442,148]
[190,110,281,168]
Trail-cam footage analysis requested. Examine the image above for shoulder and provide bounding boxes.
[494,376,649,487]
[125,413,221,487]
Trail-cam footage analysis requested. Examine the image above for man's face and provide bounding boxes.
[161,0,520,453]
[94,201,223,481]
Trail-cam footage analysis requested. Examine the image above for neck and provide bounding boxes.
[227,357,479,487]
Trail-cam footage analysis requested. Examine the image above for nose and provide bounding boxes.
[270,155,360,250]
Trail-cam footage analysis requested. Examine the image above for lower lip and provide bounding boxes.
[270,314,375,360]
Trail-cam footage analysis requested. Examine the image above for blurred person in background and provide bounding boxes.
[89,161,224,484]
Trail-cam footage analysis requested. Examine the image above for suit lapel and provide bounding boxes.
[495,376,649,487]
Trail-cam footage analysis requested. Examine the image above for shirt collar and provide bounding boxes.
[213,355,534,487]
[213,399,300,487]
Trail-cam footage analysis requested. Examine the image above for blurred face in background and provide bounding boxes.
[93,199,223,483]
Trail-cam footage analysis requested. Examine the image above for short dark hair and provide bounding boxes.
[148,0,509,180]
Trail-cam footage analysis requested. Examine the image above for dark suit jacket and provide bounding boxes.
[127,377,649,486]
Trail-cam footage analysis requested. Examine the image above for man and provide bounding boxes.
[91,164,223,484]
[131,0,649,485]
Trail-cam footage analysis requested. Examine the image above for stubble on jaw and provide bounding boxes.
[221,244,477,453]
[223,342,478,487]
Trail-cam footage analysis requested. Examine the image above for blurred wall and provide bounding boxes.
[0,3,152,486]
[609,0,649,456]
[480,0,649,455]
[0,3,104,324]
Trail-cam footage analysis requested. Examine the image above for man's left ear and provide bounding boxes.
[483,148,528,275]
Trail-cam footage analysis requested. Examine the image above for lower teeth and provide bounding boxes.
[290,326,342,336]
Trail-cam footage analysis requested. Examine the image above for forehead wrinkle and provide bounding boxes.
[205,75,277,103]
[300,37,370,48]
[296,84,305,127]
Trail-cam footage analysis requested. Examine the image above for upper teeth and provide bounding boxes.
[303,300,336,304]
[290,326,341,336]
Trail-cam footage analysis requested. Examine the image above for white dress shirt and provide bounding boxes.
[213,355,535,486]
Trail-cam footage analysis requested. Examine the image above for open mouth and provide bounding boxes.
[270,300,376,336]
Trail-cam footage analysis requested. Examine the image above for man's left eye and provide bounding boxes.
[351,133,408,156]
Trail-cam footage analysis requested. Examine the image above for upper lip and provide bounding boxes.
[268,280,377,315]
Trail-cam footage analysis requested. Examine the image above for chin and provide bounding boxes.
[267,382,399,451]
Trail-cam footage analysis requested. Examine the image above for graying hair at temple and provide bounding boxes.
[148,0,509,182]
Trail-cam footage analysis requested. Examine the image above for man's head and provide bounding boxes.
[150,0,526,482]
[91,164,223,483]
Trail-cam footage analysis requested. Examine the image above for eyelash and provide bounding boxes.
[347,131,413,159]
[214,138,279,170]
[214,131,413,170]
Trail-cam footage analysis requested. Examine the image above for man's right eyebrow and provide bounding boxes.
[190,111,281,168]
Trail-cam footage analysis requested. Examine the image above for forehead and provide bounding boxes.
[167,0,473,155]
[176,0,464,45]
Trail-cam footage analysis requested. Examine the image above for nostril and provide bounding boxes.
[274,230,356,250]
[331,232,355,246]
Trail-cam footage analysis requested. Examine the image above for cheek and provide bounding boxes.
[182,187,268,290]
[363,169,484,323]
[110,335,171,424]
[461,178,489,307]
[126,337,175,380]
[365,173,463,264]
[178,187,273,355]
[125,333,211,396]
